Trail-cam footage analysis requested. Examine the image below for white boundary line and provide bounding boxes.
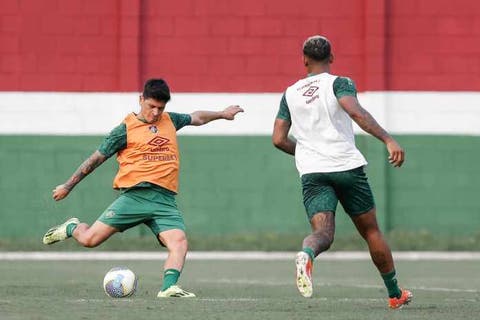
[1,251,480,261]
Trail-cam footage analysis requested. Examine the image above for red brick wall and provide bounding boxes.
[388,0,480,90]
[1,0,479,92]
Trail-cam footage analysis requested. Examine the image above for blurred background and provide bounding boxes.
[0,0,479,251]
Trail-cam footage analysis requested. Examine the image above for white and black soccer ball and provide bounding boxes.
[103,267,138,298]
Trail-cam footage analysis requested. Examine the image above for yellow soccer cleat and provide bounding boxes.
[157,285,196,298]
[295,251,313,298]
[42,217,79,245]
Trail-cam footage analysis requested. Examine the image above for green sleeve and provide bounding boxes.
[276,92,291,122]
[333,76,357,99]
[98,123,127,158]
[168,112,192,130]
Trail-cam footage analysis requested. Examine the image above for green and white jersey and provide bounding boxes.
[278,73,367,175]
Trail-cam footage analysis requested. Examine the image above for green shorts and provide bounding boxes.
[301,166,375,220]
[98,187,185,236]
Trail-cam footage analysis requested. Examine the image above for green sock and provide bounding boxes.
[381,269,402,298]
[302,247,315,261]
[66,223,77,237]
[161,269,180,291]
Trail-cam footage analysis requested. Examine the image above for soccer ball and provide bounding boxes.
[103,267,138,298]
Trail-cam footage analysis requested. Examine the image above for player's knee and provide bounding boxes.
[177,237,188,253]
[167,237,188,253]
[364,228,383,242]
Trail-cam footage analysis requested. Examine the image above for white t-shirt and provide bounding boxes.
[279,73,367,175]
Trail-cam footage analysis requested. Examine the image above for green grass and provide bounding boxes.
[0,258,479,320]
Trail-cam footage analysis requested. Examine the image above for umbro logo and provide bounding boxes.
[302,86,319,97]
[147,136,170,152]
[104,211,116,218]
[148,136,169,147]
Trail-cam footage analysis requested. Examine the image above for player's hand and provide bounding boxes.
[222,105,244,120]
[386,139,405,167]
[52,184,71,201]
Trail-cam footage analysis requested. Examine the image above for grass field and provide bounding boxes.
[1,255,479,320]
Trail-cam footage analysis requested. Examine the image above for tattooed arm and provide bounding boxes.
[338,96,405,167]
[52,150,108,201]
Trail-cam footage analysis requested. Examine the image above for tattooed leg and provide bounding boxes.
[303,212,336,257]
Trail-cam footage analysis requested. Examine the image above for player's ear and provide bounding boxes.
[329,53,334,64]
[303,56,309,67]
[139,95,144,103]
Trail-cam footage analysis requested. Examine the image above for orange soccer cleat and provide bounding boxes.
[389,288,413,309]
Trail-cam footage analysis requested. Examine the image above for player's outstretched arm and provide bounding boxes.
[338,96,405,167]
[53,150,108,201]
[189,105,244,126]
[272,118,296,155]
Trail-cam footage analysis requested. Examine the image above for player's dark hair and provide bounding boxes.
[143,78,171,102]
[303,35,331,62]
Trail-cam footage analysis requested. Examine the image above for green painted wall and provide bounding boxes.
[0,135,479,247]
[388,136,480,233]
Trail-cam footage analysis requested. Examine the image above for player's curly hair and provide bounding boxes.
[143,78,171,102]
[303,35,331,62]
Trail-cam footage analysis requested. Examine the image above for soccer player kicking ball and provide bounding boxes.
[272,35,412,309]
[43,78,243,298]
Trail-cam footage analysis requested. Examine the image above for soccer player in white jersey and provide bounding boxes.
[272,35,412,309]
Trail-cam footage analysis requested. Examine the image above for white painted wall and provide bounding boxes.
[1,92,479,135]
